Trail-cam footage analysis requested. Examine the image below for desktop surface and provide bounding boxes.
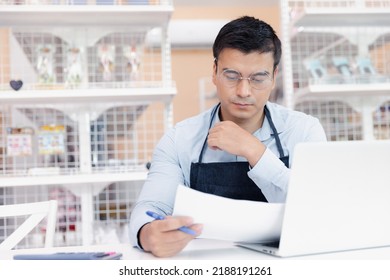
[2,239,390,260]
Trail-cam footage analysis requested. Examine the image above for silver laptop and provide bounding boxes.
[237,140,390,257]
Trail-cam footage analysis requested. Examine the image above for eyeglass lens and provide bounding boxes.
[221,69,272,90]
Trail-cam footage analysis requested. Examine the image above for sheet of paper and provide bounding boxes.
[173,184,285,243]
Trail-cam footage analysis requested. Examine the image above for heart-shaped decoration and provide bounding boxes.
[10,80,23,91]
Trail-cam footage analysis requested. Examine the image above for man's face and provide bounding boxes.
[212,48,277,125]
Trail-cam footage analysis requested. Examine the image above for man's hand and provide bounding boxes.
[207,121,266,167]
[139,216,202,257]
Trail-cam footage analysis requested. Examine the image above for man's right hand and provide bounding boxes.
[139,216,203,257]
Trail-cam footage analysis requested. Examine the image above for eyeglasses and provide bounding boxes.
[218,69,273,90]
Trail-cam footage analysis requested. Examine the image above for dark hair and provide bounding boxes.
[212,16,282,71]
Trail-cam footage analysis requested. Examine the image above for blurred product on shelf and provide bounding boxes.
[6,127,34,157]
[36,45,55,85]
[65,47,83,89]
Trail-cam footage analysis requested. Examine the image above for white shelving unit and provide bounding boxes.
[0,1,176,247]
[280,0,390,141]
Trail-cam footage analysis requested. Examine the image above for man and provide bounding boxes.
[129,16,327,257]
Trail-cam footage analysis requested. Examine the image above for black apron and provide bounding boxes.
[190,103,289,202]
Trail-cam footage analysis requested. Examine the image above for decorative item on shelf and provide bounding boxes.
[356,57,388,84]
[9,80,23,91]
[124,45,141,81]
[37,125,66,155]
[27,0,44,4]
[69,0,87,4]
[148,0,160,5]
[304,58,344,85]
[65,46,83,89]
[98,44,115,82]
[96,0,115,4]
[146,161,151,170]
[6,127,34,157]
[127,0,150,4]
[332,56,354,84]
[36,45,55,86]
[49,187,79,244]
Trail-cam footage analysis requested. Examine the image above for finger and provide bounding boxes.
[162,216,194,231]
[143,222,203,258]
[208,145,220,150]
[158,225,203,258]
[153,220,202,244]
[142,222,191,251]
[207,136,224,151]
[190,223,203,235]
[145,226,195,257]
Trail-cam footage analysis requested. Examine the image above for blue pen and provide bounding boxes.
[145,210,197,236]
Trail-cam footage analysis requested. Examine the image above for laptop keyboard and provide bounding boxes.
[262,240,280,248]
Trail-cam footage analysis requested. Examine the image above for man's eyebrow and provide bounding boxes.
[252,70,271,76]
[222,68,239,72]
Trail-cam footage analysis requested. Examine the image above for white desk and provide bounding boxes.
[2,239,390,260]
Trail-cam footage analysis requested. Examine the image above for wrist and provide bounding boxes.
[246,141,266,167]
[137,223,150,251]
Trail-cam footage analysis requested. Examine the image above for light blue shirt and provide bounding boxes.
[129,102,327,247]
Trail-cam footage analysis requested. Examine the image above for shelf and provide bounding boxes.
[0,86,177,104]
[0,0,174,247]
[0,170,147,187]
[0,5,173,27]
[295,83,390,102]
[292,8,390,28]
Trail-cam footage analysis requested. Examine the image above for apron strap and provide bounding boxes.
[198,103,220,163]
[264,105,285,158]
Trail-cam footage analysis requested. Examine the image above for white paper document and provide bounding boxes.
[173,185,285,243]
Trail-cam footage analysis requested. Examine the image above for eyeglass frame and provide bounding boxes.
[214,58,274,90]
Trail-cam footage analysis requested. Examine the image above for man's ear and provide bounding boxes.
[212,63,217,85]
[273,66,279,78]
[271,66,279,90]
